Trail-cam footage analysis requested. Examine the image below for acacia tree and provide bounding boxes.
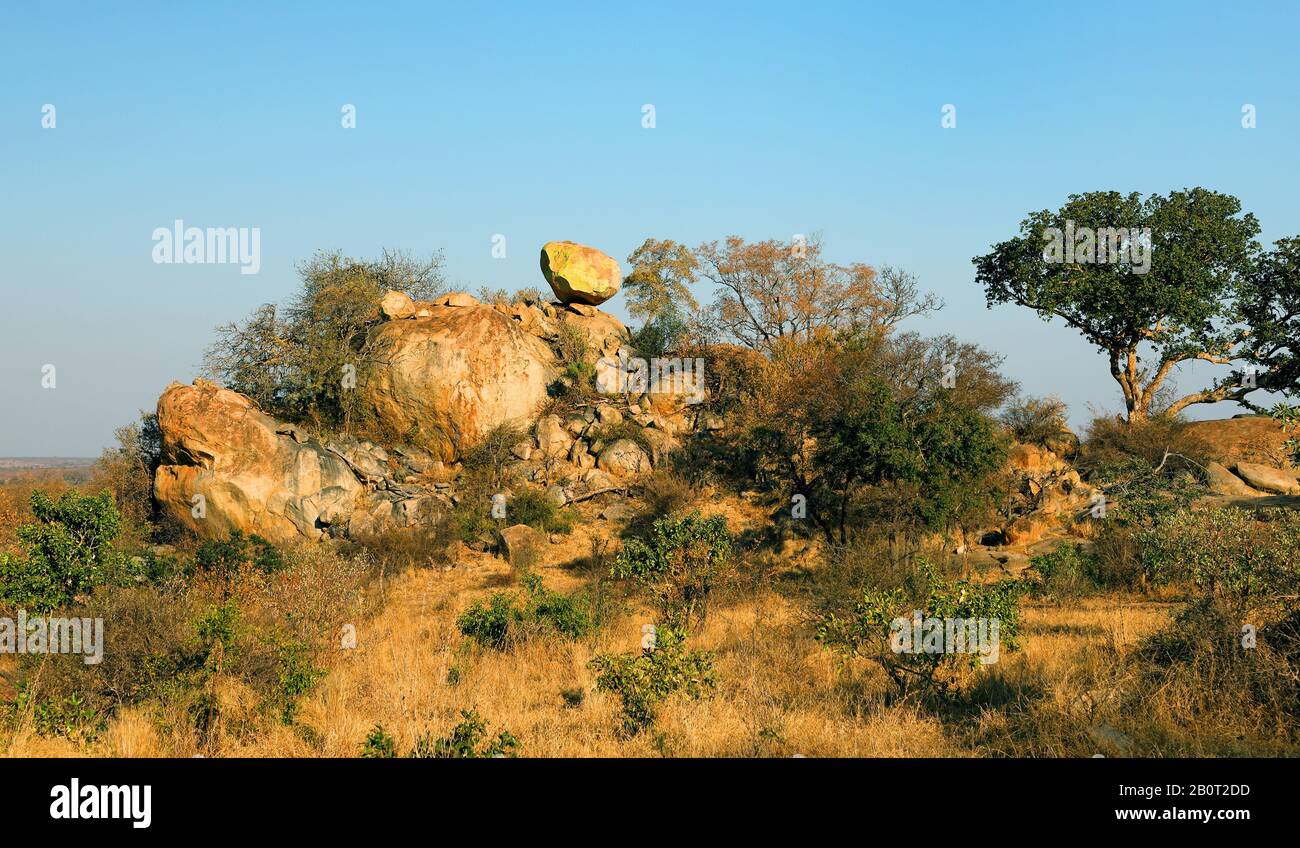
[696,235,939,350]
[1239,237,1300,399]
[974,189,1261,422]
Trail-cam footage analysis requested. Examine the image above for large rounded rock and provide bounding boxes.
[597,439,650,477]
[364,304,556,461]
[540,241,621,305]
[1184,416,1295,471]
[1234,462,1300,495]
[153,380,365,542]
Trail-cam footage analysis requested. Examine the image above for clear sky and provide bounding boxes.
[2,0,1298,456]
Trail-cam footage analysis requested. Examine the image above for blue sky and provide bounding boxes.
[2,0,1298,455]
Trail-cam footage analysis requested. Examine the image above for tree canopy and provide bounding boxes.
[974,189,1262,421]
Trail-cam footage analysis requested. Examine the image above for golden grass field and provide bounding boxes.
[8,490,1239,760]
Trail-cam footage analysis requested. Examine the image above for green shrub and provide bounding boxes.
[362,710,521,758]
[361,724,398,758]
[589,625,715,735]
[1140,507,1300,614]
[1028,543,1102,597]
[816,560,1025,699]
[194,530,284,583]
[612,512,733,626]
[275,639,326,724]
[411,709,520,758]
[508,489,575,535]
[457,576,597,649]
[456,593,522,650]
[0,490,135,613]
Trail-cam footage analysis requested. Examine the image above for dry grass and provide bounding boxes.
[3,491,1294,759]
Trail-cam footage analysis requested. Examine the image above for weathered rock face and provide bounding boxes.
[557,306,628,363]
[598,439,650,477]
[1000,442,1101,545]
[540,241,621,305]
[153,380,365,543]
[1234,462,1300,495]
[1184,416,1296,471]
[1205,461,1262,497]
[380,290,416,320]
[364,304,557,461]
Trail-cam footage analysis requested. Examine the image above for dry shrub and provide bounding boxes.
[637,470,699,517]
[1079,412,1218,473]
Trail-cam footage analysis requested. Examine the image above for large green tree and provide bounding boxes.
[974,189,1261,422]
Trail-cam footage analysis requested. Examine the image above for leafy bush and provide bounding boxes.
[364,710,521,758]
[1027,543,1098,597]
[589,625,715,735]
[274,639,326,724]
[1000,395,1069,447]
[629,305,689,360]
[1140,507,1300,612]
[456,593,521,650]
[508,489,575,535]
[411,709,520,758]
[456,575,597,650]
[816,560,1025,699]
[361,725,398,758]
[194,530,285,593]
[612,512,733,626]
[0,490,135,613]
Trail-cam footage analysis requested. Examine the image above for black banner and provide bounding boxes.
[4,757,1283,835]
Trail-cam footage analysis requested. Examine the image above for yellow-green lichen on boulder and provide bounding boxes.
[540,240,621,305]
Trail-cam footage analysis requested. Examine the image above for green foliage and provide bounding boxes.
[456,592,522,650]
[1140,508,1300,615]
[816,560,1025,698]
[411,709,520,758]
[194,600,241,664]
[974,188,1262,421]
[508,489,576,535]
[630,304,690,359]
[0,490,133,613]
[589,625,715,735]
[456,576,596,650]
[8,688,104,743]
[1028,543,1103,597]
[275,639,326,724]
[195,530,285,581]
[1239,237,1300,399]
[362,710,521,758]
[612,512,733,626]
[1270,403,1300,466]
[361,725,398,758]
